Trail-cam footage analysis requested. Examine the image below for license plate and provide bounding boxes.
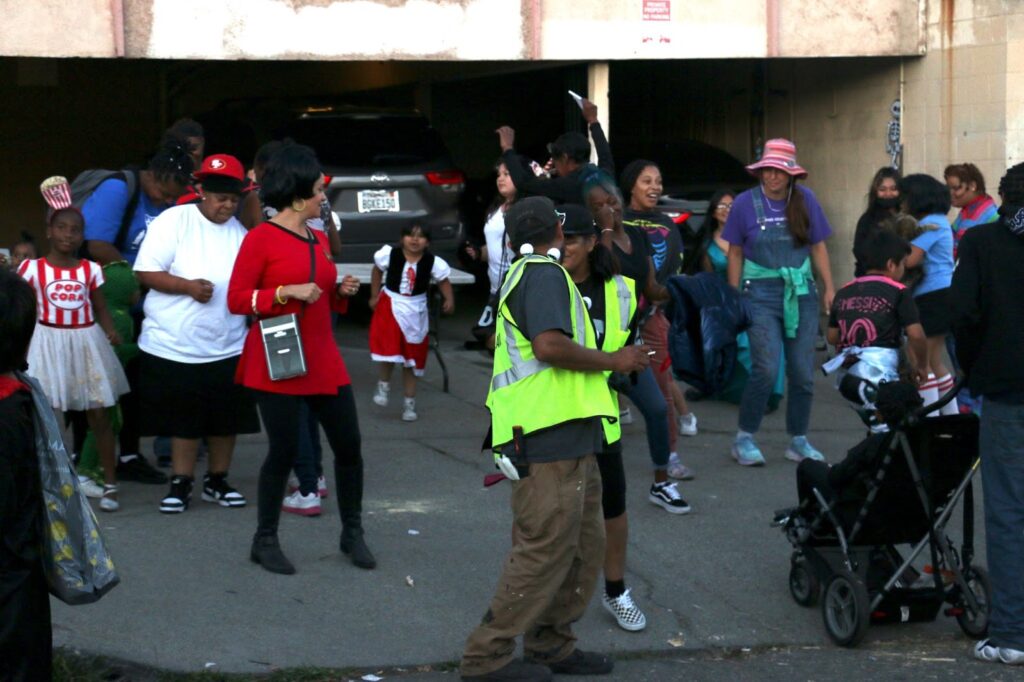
[357,190,400,213]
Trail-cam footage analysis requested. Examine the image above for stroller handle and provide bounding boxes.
[910,375,966,421]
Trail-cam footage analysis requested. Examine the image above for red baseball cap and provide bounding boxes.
[194,154,245,181]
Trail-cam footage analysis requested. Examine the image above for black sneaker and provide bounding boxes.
[202,473,246,508]
[649,481,692,515]
[116,454,168,484]
[531,650,613,676]
[462,659,552,681]
[160,475,193,513]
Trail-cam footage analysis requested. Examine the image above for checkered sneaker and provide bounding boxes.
[602,588,647,631]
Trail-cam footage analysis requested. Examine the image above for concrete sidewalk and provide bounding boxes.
[51,303,985,675]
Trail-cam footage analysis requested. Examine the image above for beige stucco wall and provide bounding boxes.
[2,0,925,61]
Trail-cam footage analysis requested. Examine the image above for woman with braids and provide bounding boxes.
[620,160,698,441]
[83,138,194,266]
[723,139,835,467]
[586,171,692,514]
[560,204,648,632]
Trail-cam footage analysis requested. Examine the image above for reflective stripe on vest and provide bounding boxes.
[597,275,637,445]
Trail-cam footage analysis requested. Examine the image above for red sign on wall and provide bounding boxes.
[642,0,671,21]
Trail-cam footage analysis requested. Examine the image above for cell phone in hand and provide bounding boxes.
[568,90,584,110]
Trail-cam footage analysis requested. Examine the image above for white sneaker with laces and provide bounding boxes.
[678,412,698,437]
[99,484,119,512]
[282,490,322,516]
[402,397,418,422]
[1001,645,1024,665]
[602,589,647,631]
[974,639,1002,663]
[78,474,104,499]
[373,381,390,407]
[667,452,695,481]
[649,481,692,514]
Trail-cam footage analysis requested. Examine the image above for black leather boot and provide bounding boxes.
[336,462,376,570]
[250,534,296,575]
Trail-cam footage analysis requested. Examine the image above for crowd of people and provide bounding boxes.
[1,98,1023,680]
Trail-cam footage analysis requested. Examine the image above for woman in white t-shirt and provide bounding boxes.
[464,160,517,349]
[133,154,260,515]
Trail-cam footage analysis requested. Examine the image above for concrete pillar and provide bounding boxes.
[587,62,610,164]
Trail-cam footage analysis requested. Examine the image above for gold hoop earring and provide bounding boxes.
[291,198,307,212]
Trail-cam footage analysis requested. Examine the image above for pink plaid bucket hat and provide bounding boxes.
[746,138,808,178]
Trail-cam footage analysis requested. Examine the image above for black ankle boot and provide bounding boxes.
[250,534,296,575]
[340,517,377,570]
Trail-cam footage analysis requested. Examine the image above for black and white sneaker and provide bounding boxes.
[202,473,246,508]
[160,475,193,514]
[649,481,692,514]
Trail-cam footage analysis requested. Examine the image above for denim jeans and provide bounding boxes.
[623,366,670,470]
[979,399,1024,650]
[293,401,324,496]
[738,279,818,436]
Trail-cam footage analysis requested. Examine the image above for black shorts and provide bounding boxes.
[914,288,951,337]
[138,352,260,439]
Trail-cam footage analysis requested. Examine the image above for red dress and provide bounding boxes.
[227,222,350,395]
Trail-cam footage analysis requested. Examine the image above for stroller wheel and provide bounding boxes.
[822,571,870,647]
[789,557,820,607]
[955,565,991,639]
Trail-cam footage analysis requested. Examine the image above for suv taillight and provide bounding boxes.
[426,170,465,186]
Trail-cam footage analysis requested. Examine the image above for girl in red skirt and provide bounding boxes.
[369,225,454,421]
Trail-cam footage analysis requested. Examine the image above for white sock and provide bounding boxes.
[936,374,959,415]
[919,373,940,416]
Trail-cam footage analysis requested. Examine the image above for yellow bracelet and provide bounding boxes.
[275,286,287,305]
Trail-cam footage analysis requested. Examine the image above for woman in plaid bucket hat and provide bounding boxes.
[721,139,836,467]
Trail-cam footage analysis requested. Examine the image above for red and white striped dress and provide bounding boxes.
[18,257,129,410]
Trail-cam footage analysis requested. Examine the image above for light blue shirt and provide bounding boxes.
[911,214,955,297]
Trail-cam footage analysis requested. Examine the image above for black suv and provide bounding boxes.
[280,109,465,263]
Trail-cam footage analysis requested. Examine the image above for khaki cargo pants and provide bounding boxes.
[461,454,605,677]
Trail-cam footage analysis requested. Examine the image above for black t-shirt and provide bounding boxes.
[611,226,652,291]
[828,276,920,349]
[622,209,683,285]
[502,261,603,462]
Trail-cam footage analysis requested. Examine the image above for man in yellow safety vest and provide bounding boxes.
[460,197,650,682]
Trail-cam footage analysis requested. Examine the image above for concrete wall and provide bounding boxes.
[2,0,925,61]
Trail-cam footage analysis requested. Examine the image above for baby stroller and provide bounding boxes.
[776,380,990,647]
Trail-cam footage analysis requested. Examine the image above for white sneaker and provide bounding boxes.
[619,407,634,425]
[282,490,322,517]
[99,484,119,512]
[287,472,300,494]
[373,381,390,407]
[974,639,1003,663]
[667,452,695,481]
[78,474,104,499]
[678,412,698,437]
[602,589,647,631]
[317,475,329,498]
[402,397,418,422]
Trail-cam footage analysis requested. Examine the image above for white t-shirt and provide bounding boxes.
[483,208,514,294]
[134,204,249,363]
[373,245,451,295]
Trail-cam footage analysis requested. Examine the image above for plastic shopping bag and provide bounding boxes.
[19,372,120,604]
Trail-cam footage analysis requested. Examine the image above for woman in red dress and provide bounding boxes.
[227,142,373,575]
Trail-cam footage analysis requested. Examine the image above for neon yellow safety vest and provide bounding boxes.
[592,274,638,445]
[487,255,617,451]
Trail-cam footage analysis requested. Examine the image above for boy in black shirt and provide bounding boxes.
[824,229,928,415]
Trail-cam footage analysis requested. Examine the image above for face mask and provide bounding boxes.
[876,197,900,209]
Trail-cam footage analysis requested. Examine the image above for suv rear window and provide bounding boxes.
[282,115,449,167]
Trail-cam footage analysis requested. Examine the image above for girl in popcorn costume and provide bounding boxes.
[18,177,129,511]
[369,224,454,421]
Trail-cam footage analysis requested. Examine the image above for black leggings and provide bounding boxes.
[596,449,626,520]
[254,385,362,535]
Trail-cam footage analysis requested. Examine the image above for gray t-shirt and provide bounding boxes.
[499,261,603,463]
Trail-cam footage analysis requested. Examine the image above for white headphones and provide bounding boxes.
[518,243,561,261]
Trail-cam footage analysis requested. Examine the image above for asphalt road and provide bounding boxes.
[51,293,992,678]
